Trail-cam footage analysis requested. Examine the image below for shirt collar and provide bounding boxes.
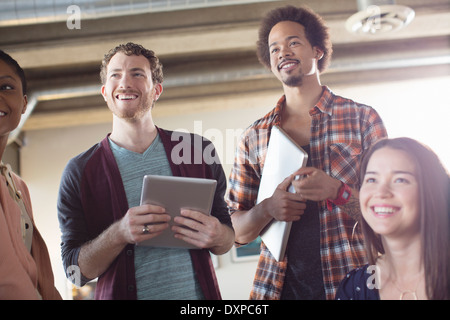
[272,96,285,126]
[275,86,334,121]
[314,86,334,116]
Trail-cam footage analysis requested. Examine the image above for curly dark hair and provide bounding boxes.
[256,5,332,73]
[100,42,163,85]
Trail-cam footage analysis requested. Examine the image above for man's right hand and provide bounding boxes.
[231,174,307,245]
[78,203,170,280]
[119,204,171,244]
[261,174,307,222]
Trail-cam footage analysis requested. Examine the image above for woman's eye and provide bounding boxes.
[364,177,376,184]
[0,84,13,90]
[394,177,409,184]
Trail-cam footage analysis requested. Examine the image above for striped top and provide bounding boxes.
[227,86,387,300]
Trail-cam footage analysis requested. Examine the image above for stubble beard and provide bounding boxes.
[109,96,155,122]
[282,74,303,87]
[279,63,304,87]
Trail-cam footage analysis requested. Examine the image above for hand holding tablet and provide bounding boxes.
[138,175,217,248]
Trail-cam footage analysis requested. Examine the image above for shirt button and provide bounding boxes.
[128,285,134,291]
[126,249,133,256]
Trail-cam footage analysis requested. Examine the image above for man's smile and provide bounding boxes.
[115,93,138,101]
[278,59,299,71]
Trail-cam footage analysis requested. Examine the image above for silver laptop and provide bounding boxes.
[257,126,308,261]
[138,175,217,249]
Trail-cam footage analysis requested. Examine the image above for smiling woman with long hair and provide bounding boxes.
[336,137,450,300]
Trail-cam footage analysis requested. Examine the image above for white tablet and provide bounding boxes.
[257,126,308,261]
[138,175,217,249]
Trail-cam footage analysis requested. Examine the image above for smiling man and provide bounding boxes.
[227,6,388,300]
[57,43,234,300]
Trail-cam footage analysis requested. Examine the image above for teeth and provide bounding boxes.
[373,206,397,214]
[282,63,296,69]
[117,94,137,100]
[0,111,6,116]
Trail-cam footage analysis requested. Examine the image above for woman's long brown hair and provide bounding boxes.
[359,137,450,299]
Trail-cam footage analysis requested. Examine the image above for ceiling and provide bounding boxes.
[2,0,449,145]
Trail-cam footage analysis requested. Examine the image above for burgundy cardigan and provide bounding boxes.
[58,127,231,299]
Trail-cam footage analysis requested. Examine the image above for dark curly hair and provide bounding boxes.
[256,5,332,73]
[100,42,163,85]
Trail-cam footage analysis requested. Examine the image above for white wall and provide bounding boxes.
[20,75,449,299]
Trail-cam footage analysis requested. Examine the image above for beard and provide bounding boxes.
[277,59,318,88]
[108,94,155,122]
[122,104,151,122]
[282,73,303,87]
[279,61,304,87]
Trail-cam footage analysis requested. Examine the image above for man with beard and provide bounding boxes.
[58,43,234,300]
[227,6,387,300]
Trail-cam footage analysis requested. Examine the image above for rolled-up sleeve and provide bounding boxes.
[227,126,266,213]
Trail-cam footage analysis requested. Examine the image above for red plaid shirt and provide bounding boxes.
[227,86,387,300]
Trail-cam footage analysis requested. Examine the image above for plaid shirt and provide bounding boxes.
[227,86,387,300]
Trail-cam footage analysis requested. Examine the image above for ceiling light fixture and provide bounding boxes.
[346,0,415,35]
